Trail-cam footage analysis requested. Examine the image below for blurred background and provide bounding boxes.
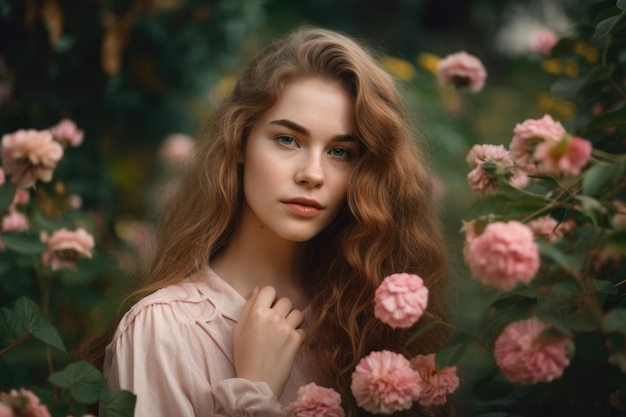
[0,0,612,413]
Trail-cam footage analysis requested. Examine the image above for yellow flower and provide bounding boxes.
[416,52,441,74]
[380,56,416,81]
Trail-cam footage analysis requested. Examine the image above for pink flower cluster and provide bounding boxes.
[1,120,83,188]
[464,221,540,291]
[159,133,195,165]
[526,216,574,243]
[374,273,428,328]
[494,318,571,385]
[466,144,529,195]
[0,187,31,251]
[410,354,460,406]
[41,227,95,271]
[509,115,591,176]
[0,389,51,417]
[437,51,487,92]
[533,135,592,176]
[1,130,64,188]
[351,350,422,414]
[350,350,460,414]
[284,383,345,417]
[530,29,558,56]
[50,119,84,147]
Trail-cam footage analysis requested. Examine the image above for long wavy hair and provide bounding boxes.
[82,27,452,416]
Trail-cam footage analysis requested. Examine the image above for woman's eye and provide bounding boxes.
[277,136,296,146]
[329,148,351,160]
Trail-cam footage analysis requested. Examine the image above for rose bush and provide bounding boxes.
[430,1,625,415]
[334,1,626,416]
[0,122,136,416]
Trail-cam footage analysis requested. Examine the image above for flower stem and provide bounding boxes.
[0,333,33,356]
[591,148,626,163]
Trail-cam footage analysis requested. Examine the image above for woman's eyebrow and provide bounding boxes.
[269,119,309,135]
[269,118,355,143]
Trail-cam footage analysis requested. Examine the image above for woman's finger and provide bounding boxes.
[272,297,293,317]
[253,286,277,308]
[285,308,304,328]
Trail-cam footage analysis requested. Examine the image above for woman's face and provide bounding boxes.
[240,77,356,243]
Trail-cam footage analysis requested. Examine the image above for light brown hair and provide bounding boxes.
[84,27,453,416]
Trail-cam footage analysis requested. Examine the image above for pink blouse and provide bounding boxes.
[103,267,319,416]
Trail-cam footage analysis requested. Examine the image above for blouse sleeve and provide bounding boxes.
[105,302,285,417]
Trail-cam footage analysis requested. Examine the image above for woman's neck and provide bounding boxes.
[210,219,309,309]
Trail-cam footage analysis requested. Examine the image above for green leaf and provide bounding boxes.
[591,279,618,295]
[5,297,66,353]
[502,200,546,218]
[603,308,626,333]
[550,65,615,99]
[49,361,105,403]
[595,11,625,37]
[583,160,626,195]
[538,242,583,272]
[550,78,585,100]
[0,183,14,213]
[1,233,47,255]
[467,195,508,219]
[496,178,548,203]
[535,307,571,336]
[490,293,537,310]
[435,334,473,368]
[619,0,626,10]
[584,105,626,134]
[575,195,608,228]
[550,279,582,299]
[32,321,67,353]
[99,390,137,417]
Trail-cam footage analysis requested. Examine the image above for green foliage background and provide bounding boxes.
[0,0,624,416]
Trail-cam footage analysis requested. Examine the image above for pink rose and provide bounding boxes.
[374,273,428,329]
[68,194,82,209]
[494,318,570,385]
[533,136,592,176]
[465,221,540,291]
[510,115,566,174]
[1,129,64,188]
[351,350,422,414]
[283,383,345,417]
[410,353,460,406]
[526,216,573,243]
[50,119,84,147]
[530,29,558,56]
[12,189,30,206]
[437,52,487,92]
[41,227,95,271]
[2,209,29,232]
[159,133,195,165]
[466,144,529,195]
[461,219,483,244]
[0,389,51,417]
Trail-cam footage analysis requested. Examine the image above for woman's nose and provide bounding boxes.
[295,154,324,188]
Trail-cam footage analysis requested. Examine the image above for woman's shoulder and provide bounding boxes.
[115,278,220,336]
[111,268,246,341]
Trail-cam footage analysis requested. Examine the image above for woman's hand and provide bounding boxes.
[233,286,305,397]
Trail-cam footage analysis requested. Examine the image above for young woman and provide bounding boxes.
[96,27,451,416]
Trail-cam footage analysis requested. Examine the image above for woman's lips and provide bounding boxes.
[282,198,324,217]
